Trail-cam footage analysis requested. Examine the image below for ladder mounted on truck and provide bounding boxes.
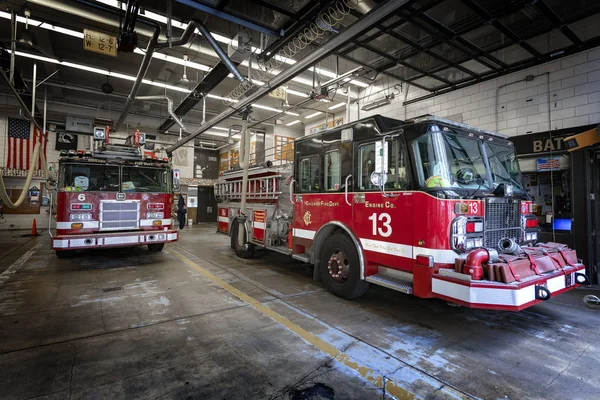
[215,167,283,202]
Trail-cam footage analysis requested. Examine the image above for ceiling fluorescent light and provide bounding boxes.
[304,112,323,119]
[287,89,308,97]
[252,104,282,112]
[286,120,301,126]
[328,103,346,110]
[284,111,300,116]
[361,94,395,111]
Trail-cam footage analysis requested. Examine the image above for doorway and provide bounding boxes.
[196,186,217,223]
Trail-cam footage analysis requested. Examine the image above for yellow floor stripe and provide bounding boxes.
[168,249,419,400]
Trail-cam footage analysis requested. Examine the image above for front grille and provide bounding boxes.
[100,200,140,231]
[484,198,521,249]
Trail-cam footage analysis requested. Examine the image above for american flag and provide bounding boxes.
[537,157,560,171]
[6,118,47,170]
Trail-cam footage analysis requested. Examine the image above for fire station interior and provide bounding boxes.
[1,0,600,399]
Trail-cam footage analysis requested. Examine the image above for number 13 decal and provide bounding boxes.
[368,213,392,237]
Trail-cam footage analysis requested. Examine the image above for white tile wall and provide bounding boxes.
[356,46,600,137]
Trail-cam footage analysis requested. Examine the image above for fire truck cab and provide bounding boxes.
[50,130,178,258]
[216,115,588,311]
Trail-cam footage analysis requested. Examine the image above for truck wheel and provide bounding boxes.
[231,220,254,259]
[319,234,369,299]
[55,250,75,259]
[148,243,165,252]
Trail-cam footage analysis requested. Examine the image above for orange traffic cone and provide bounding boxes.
[31,219,40,236]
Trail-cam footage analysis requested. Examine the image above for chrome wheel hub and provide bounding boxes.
[327,250,349,282]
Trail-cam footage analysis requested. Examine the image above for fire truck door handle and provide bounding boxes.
[345,175,352,206]
[289,179,296,204]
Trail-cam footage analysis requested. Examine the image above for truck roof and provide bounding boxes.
[296,114,509,143]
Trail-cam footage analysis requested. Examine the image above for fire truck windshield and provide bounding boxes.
[121,166,171,193]
[59,164,171,193]
[413,130,523,192]
[59,164,119,192]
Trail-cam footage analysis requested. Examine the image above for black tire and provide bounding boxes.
[55,250,75,259]
[148,243,165,252]
[319,234,369,299]
[231,220,254,259]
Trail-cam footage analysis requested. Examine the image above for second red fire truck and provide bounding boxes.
[49,128,179,258]
[216,115,589,311]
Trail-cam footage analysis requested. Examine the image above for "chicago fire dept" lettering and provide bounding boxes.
[304,200,340,207]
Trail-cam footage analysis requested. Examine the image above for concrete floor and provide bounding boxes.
[0,225,599,400]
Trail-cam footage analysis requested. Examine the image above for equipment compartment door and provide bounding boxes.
[352,137,414,274]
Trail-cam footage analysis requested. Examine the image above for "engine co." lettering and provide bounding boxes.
[365,201,396,209]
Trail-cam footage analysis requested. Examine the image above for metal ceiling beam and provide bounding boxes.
[259,0,338,62]
[333,53,431,92]
[156,61,238,133]
[403,35,600,105]
[167,0,411,154]
[534,0,583,47]
[175,0,281,37]
[459,0,542,61]
[251,0,296,18]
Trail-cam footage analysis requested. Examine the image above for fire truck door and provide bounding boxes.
[352,138,414,273]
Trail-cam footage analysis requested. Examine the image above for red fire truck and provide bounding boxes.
[49,129,179,258]
[216,115,589,311]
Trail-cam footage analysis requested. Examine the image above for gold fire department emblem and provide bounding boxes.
[303,211,312,226]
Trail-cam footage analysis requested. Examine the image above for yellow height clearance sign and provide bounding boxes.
[83,29,117,57]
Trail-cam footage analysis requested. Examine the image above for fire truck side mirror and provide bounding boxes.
[173,169,181,192]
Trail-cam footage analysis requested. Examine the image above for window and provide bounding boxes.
[299,155,320,192]
[325,150,341,191]
[59,164,119,192]
[359,139,408,191]
[275,135,294,160]
[121,167,172,193]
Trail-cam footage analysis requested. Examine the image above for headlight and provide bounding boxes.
[451,216,484,253]
[147,212,164,219]
[70,213,92,221]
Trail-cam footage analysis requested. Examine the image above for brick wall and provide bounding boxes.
[356,46,600,136]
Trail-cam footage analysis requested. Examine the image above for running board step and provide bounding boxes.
[366,274,413,294]
[292,253,311,263]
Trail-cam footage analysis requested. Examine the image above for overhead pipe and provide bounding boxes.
[9,10,16,85]
[135,95,187,131]
[116,18,245,131]
[167,0,409,154]
[115,26,161,131]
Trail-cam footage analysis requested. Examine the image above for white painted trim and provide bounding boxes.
[411,247,458,264]
[253,221,266,230]
[293,228,316,240]
[218,216,229,223]
[167,233,178,241]
[432,270,581,307]
[140,219,171,227]
[53,240,69,248]
[104,236,140,245]
[432,279,533,306]
[56,221,99,229]
[359,238,413,258]
[356,237,457,264]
